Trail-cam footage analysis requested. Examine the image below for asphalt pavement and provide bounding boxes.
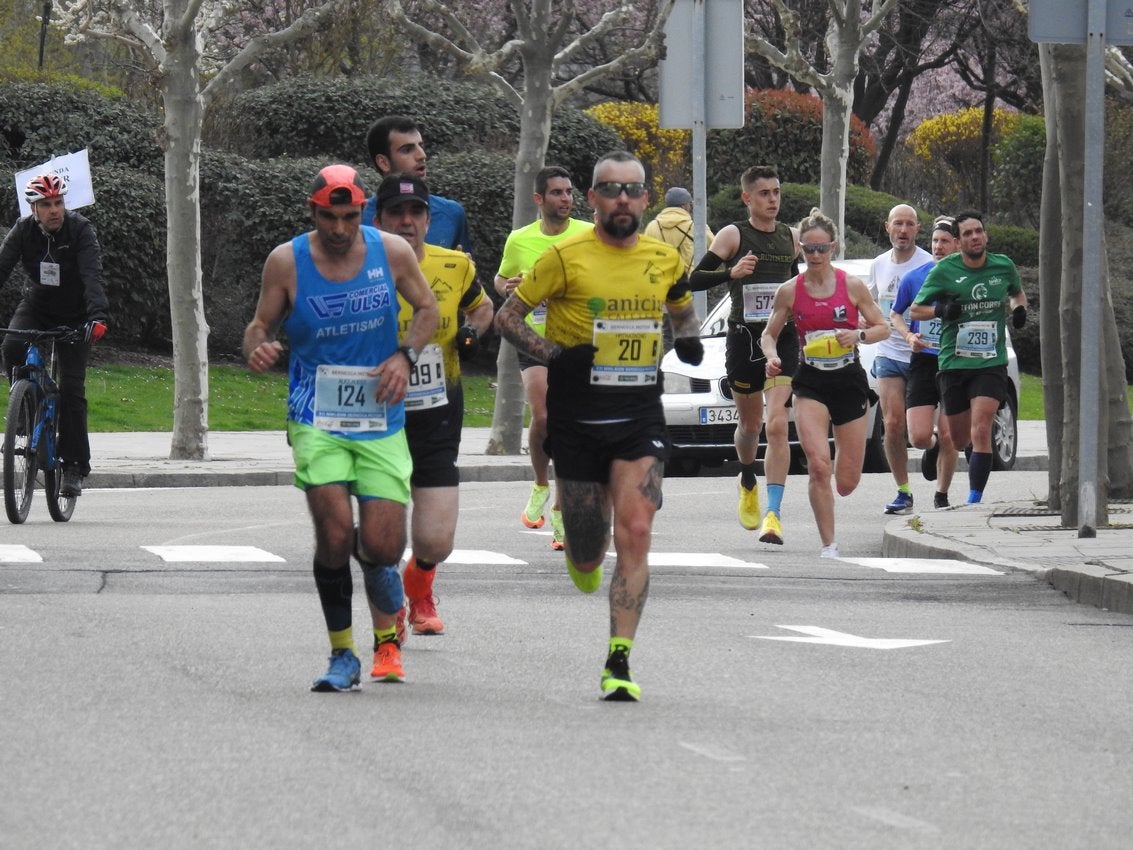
[85,421,1133,615]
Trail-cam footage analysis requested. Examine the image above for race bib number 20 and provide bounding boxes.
[590,319,662,386]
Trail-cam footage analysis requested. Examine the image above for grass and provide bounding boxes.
[75,362,1122,432]
[85,364,499,432]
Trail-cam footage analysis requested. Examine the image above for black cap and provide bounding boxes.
[376,173,430,212]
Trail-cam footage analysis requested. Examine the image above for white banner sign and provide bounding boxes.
[15,149,95,217]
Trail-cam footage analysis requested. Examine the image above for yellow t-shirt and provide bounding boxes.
[397,244,485,386]
[515,229,691,418]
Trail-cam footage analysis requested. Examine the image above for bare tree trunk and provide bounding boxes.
[1037,45,1064,510]
[163,31,210,461]
[485,52,554,456]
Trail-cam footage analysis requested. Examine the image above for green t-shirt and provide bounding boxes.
[497,218,593,336]
[913,252,1022,371]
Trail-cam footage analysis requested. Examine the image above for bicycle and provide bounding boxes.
[0,326,83,523]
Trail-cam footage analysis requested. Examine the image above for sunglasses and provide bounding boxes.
[593,181,647,199]
[801,242,835,254]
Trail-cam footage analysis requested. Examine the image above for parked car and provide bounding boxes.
[660,258,1021,476]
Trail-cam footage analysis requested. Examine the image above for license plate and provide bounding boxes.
[699,406,739,424]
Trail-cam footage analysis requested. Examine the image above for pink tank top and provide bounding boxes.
[792,268,858,346]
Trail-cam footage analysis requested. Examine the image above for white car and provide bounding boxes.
[660,259,1021,476]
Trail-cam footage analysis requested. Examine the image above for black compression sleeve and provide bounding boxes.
[688,250,732,292]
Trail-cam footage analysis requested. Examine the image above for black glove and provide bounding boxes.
[933,298,962,321]
[455,325,479,361]
[1011,305,1027,329]
[674,335,704,366]
[83,319,108,343]
[548,344,597,383]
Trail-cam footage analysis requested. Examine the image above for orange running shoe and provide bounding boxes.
[395,606,408,646]
[404,557,444,635]
[370,642,404,682]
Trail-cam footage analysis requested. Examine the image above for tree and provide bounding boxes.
[388,0,674,455]
[57,0,343,459]
[1038,42,1133,525]
[746,0,898,257]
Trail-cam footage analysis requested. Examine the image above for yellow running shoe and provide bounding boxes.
[758,510,784,545]
[550,507,565,551]
[601,647,641,701]
[522,483,550,528]
[737,475,760,530]
[566,554,602,593]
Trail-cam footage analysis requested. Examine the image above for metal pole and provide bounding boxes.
[691,0,708,320]
[38,2,52,71]
[1078,0,1105,537]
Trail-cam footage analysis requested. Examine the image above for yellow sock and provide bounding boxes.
[329,627,354,653]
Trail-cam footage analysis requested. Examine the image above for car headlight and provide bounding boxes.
[663,372,692,394]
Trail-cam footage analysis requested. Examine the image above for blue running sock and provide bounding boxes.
[766,483,785,516]
[967,489,983,504]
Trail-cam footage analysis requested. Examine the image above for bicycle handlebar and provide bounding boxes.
[0,326,83,345]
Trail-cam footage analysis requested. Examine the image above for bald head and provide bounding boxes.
[885,204,920,261]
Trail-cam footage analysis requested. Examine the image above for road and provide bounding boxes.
[0,471,1130,848]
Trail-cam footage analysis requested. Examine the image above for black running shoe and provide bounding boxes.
[934,491,950,509]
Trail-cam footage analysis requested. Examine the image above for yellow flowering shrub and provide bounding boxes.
[907,107,1020,208]
[585,101,690,200]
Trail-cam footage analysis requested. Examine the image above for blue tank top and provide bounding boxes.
[284,227,404,438]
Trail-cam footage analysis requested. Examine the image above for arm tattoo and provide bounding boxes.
[496,295,560,363]
[669,303,701,340]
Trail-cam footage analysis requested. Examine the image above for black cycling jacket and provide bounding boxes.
[0,211,109,324]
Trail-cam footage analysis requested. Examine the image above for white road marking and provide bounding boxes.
[678,741,746,763]
[412,549,527,565]
[839,557,1003,575]
[749,625,949,650]
[143,545,286,562]
[0,544,41,563]
[850,805,940,834]
[606,551,768,569]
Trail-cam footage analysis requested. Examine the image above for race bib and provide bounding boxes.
[955,320,997,359]
[40,262,60,287]
[590,318,662,386]
[313,365,388,432]
[801,329,855,370]
[405,343,448,411]
[741,283,777,323]
[919,317,943,352]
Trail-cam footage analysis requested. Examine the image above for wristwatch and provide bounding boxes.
[858,330,868,343]
[398,345,418,366]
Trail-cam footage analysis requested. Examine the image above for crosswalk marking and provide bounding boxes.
[611,551,768,569]
[412,549,527,566]
[837,557,1003,575]
[0,544,41,563]
[143,545,286,563]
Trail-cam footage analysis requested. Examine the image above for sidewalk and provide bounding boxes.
[84,422,1133,616]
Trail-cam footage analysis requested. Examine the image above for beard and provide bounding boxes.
[599,210,640,239]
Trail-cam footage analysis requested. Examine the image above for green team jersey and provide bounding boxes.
[497,217,594,336]
[913,252,1021,371]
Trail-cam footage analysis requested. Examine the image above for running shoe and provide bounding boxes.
[922,440,939,482]
[737,475,760,530]
[566,554,602,594]
[311,649,361,692]
[409,595,444,635]
[404,558,444,635]
[820,544,840,559]
[758,510,784,545]
[522,483,550,528]
[550,507,565,551]
[601,647,641,701]
[934,492,950,509]
[370,642,405,682]
[966,490,983,505]
[884,491,915,515]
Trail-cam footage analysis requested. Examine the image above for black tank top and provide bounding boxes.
[727,220,797,325]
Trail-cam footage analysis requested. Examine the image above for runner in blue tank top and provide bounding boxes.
[243,164,439,692]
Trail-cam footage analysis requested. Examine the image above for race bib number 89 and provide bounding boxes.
[405,344,448,410]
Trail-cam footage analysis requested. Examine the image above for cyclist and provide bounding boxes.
[0,173,109,498]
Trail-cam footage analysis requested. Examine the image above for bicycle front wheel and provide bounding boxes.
[44,409,75,522]
[3,380,39,524]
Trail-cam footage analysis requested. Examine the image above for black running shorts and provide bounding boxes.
[791,361,871,426]
[936,365,1010,416]
[405,383,464,488]
[545,409,669,484]
[726,321,799,395]
[906,352,942,409]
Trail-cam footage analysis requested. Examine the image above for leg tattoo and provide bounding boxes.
[637,458,664,508]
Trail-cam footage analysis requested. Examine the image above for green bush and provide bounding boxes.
[705,89,875,196]
[0,81,162,175]
[990,113,1045,228]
